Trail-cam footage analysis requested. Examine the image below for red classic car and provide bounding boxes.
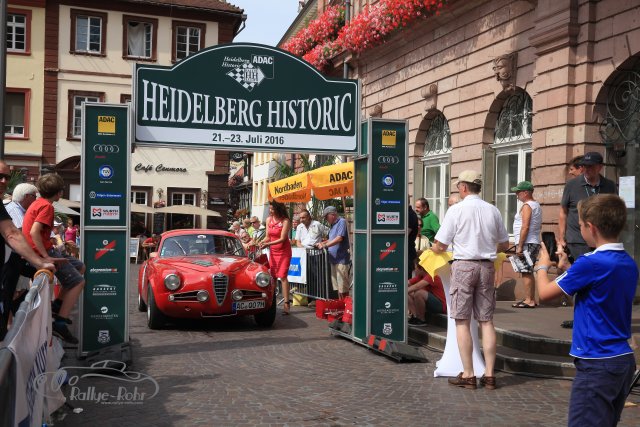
[137,229,276,329]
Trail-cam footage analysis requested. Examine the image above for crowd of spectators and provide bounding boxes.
[0,164,84,344]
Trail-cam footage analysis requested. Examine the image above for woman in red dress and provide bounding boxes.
[259,201,293,314]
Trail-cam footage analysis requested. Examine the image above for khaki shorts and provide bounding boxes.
[449,260,495,321]
[330,263,351,294]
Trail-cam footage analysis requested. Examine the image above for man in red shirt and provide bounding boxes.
[23,173,85,344]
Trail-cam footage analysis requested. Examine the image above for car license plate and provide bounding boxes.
[233,300,265,311]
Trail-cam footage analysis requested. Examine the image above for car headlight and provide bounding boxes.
[164,273,181,291]
[255,272,271,288]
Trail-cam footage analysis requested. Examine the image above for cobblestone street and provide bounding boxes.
[54,264,639,427]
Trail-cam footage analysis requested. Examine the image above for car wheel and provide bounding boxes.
[147,287,166,330]
[137,289,147,312]
[254,292,277,328]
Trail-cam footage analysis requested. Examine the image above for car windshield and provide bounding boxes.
[159,234,245,258]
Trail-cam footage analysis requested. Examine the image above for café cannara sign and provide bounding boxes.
[134,43,360,154]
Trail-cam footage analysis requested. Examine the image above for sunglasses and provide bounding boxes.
[0,173,11,181]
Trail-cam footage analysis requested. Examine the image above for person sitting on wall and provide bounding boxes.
[407,264,446,326]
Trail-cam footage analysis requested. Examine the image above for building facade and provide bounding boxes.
[4,0,46,182]
[4,0,245,231]
[282,0,640,298]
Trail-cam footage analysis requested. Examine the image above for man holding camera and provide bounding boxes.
[557,152,617,261]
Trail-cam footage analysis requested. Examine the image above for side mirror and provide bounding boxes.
[248,251,256,261]
[150,252,158,259]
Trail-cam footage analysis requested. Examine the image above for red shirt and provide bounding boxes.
[409,272,447,313]
[22,197,54,256]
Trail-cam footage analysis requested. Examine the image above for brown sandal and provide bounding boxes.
[480,375,497,390]
[448,373,477,389]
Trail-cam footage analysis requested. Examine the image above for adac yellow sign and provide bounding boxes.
[381,129,396,147]
[268,162,354,203]
[97,116,116,134]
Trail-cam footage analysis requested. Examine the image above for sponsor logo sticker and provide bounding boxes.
[379,241,397,260]
[97,115,116,134]
[381,130,396,147]
[288,257,302,277]
[376,212,400,225]
[92,284,117,296]
[95,240,117,260]
[91,206,120,220]
[99,165,114,180]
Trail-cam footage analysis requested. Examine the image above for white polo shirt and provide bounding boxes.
[435,194,508,261]
[296,220,327,248]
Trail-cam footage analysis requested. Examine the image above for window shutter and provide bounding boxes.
[481,145,496,204]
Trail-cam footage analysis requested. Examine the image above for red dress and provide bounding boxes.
[267,217,292,279]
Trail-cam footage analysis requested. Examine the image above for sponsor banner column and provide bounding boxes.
[369,120,407,343]
[82,230,128,350]
[81,103,130,356]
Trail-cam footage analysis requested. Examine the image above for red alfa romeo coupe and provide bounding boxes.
[137,229,276,329]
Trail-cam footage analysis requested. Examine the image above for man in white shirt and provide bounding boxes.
[295,209,327,249]
[432,170,509,391]
[4,183,39,315]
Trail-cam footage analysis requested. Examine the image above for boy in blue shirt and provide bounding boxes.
[535,194,637,426]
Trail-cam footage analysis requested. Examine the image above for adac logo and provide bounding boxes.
[97,116,116,134]
[381,130,396,148]
[99,165,114,180]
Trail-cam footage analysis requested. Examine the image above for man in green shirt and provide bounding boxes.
[415,197,440,242]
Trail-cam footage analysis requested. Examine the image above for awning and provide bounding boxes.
[58,198,80,208]
[268,162,354,203]
[156,204,222,217]
[131,203,157,214]
[53,201,80,216]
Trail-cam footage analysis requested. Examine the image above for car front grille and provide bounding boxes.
[212,273,228,305]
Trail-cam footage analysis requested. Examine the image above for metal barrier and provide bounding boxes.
[0,270,58,427]
[290,248,335,301]
[248,247,335,302]
[0,347,16,427]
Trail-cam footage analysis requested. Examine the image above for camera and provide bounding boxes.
[542,231,558,262]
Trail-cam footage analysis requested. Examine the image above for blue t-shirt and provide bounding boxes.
[555,243,638,359]
[328,217,350,265]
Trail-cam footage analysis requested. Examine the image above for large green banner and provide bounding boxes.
[81,230,129,352]
[134,43,359,154]
[81,103,130,356]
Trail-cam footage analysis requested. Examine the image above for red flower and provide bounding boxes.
[283,0,448,71]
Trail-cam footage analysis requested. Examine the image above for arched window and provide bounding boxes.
[422,112,452,220]
[491,91,533,233]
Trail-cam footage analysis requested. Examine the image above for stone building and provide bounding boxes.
[283,0,640,298]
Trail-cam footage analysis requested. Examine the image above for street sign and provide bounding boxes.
[134,43,359,154]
